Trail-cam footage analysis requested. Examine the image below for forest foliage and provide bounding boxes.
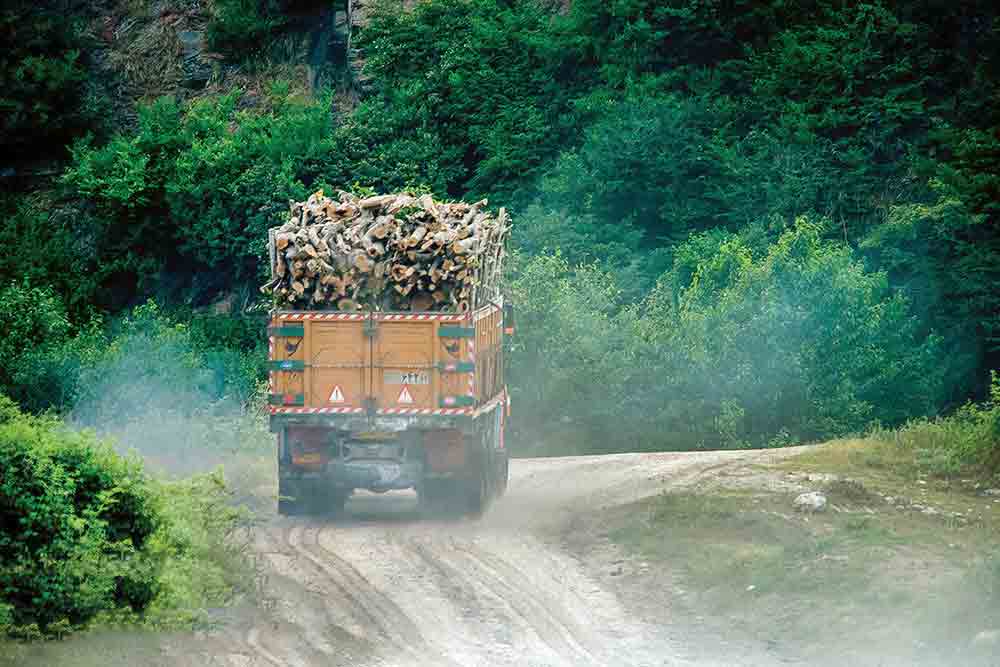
[2,0,999,456]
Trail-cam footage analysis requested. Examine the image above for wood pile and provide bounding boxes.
[261,190,509,312]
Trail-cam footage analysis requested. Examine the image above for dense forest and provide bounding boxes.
[2,0,998,452]
[1,0,1000,640]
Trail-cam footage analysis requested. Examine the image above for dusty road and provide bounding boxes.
[178,449,802,667]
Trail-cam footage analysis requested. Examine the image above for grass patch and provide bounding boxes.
[611,484,1000,663]
[612,492,882,601]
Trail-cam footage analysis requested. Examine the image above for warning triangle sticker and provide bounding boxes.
[329,385,345,403]
[397,385,415,405]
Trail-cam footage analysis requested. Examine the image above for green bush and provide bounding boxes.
[140,470,255,628]
[877,373,1000,479]
[0,397,159,635]
[72,302,262,428]
[631,220,944,446]
[0,3,97,158]
[509,221,945,454]
[0,283,79,413]
[64,88,331,301]
[508,252,630,453]
[207,0,286,57]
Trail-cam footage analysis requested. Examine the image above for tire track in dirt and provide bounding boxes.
[245,627,286,667]
[245,523,373,667]
[403,535,599,666]
[290,520,460,667]
[400,535,535,659]
[213,450,809,667]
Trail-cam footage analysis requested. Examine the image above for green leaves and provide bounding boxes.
[510,221,946,454]
[62,89,332,301]
[0,3,95,158]
[0,401,158,634]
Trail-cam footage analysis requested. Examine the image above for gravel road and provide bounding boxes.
[177,449,802,667]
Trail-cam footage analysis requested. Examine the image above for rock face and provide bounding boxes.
[346,0,374,95]
[793,491,828,513]
[177,30,213,88]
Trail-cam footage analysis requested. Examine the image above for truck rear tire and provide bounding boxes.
[497,453,509,496]
[317,487,350,517]
[463,450,488,517]
[278,477,303,516]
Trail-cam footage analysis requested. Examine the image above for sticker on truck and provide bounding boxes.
[397,386,415,404]
[384,371,430,385]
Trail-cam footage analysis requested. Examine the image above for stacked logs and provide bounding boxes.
[261,190,509,312]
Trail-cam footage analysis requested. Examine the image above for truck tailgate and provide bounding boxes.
[269,312,484,413]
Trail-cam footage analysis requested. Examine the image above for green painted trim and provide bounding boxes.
[268,359,306,371]
[268,325,305,337]
[269,393,304,406]
[438,326,475,338]
[438,361,476,373]
[441,395,476,407]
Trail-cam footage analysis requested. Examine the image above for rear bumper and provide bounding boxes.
[285,460,423,492]
[270,412,473,433]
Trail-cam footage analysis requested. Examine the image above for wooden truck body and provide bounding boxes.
[268,302,511,515]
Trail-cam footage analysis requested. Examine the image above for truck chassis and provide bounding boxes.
[273,396,509,516]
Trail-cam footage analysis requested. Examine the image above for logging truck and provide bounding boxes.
[266,193,512,516]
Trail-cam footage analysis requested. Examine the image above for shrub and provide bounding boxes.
[0,3,96,158]
[508,221,946,454]
[879,372,1000,479]
[71,301,260,428]
[0,283,80,413]
[140,470,255,628]
[507,252,631,453]
[206,0,286,57]
[0,397,160,635]
[629,220,945,447]
[63,88,331,301]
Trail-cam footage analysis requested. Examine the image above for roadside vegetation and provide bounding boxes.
[0,397,256,643]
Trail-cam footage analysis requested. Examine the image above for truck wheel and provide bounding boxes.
[309,484,349,517]
[417,479,450,514]
[278,478,303,516]
[463,449,489,517]
[497,453,509,496]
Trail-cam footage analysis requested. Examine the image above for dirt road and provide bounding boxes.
[181,449,802,667]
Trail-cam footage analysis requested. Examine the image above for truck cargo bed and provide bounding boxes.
[268,303,506,424]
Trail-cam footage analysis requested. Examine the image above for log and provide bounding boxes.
[263,190,509,312]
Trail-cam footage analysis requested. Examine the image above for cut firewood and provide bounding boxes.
[262,190,509,312]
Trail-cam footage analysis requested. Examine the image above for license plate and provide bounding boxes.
[384,371,430,385]
[376,463,401,483]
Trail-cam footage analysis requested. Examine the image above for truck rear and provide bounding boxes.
[264,191,512,516]
[269,305,510,515]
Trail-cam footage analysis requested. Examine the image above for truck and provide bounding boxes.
[266,197,512,517]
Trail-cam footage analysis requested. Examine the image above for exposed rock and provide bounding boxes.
[794,491,828,513]
[177,30,213,88]
[971,629,1000,649]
